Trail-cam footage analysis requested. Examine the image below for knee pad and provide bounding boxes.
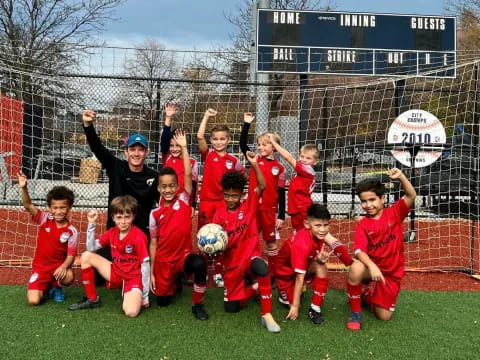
[250,257,269,277]
[156,295,173,307]
[224,300,241,313]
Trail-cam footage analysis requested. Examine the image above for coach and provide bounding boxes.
[82,109,159,237]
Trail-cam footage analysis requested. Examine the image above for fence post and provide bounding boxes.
[470,63,479,274]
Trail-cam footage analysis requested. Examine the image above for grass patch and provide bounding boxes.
[1,286,479,359]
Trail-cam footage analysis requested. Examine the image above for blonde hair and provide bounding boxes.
[300,144,320,159]
[109,195,138,216]
[257,131,281,145]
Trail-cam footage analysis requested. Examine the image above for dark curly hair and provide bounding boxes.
[46,186,74,207]
[221,171,246,192]
[356,178,385,197]
[307,203,331,220]
[159,166,178,182]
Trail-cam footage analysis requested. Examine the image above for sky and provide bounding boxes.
[101,0,449,50]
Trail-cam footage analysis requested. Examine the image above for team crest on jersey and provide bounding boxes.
[225,160,233,169]
[60,232,70,243]
[238,211,244,220]
[29,272,39,283]
[146,178,155,186]
[173,200,180,211]
[271,166,279,176]
[45,227,51,233]
[125,245,133,254]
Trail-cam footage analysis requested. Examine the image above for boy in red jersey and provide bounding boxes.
[275,204,353,324]
[149,130,209,320]
[239,113,286,278]
[269,137,319,232]
[196,108,245,287]
[213,151,281,333]
[346,168,416,331]
[160,104,198,206]
[18,172,78,306]
[69,195,150,317]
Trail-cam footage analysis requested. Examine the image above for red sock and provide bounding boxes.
[331,241,353,266]
[347,282,362,313]
[81,267,97,301]
[311,277,328,308]
[192,283,206,305]
[257,276,273,316]
[266,247,278,277]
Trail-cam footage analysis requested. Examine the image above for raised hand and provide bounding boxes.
[386,167,404,180]
[82,109,96,126]
[17,171,28,188]
[87,209,99,224]
[165,103,177,118]
[174,129,187,148]
[246,151,257,165]
[205,108,217,117]
[244,112,255,124]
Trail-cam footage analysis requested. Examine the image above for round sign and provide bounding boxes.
[387,109,446,168]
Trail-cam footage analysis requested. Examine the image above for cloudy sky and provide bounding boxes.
[100,0,448,49]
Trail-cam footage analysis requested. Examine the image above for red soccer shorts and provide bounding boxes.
[257,208,277,244]
[152,256,187,296]
[290,211,307,232]
[27,268,58,291]
[363,276,401,312]
[106,265,143,296]
[198,199,224,229]
[223,251,262,302]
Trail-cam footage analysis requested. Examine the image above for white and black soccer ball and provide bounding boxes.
[197,223,228,255]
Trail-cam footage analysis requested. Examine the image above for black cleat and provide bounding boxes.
[68,296,101,311]
[192,303,209,320]
[308,307,324,324]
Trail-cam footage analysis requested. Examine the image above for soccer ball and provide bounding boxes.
[197,223,228,255]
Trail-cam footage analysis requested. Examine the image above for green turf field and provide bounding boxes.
[1,286,479,359]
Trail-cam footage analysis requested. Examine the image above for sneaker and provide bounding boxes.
[308,307,324,325]
[261,316,281,333]
[192,303,209,320]
[68,297,101,311]
[49,287,65,302]
[277,297,290,308]
[214,274,224,288]
[346,311,362,331]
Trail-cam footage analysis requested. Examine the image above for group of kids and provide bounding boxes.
[20,104,416,333]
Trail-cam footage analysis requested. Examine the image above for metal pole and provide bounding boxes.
[155,79,162,166]
[322,90,328,205]
[255,0,270,137]
[470,63,479,274]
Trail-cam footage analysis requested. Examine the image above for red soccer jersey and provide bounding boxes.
[288,162,316,215]
[99,225,148,281]
[248,157,286,210]
[149,191,192,262]
[275,228,323,277]
[354,198,410,278]
[213,190,260,270]
[31,210,78,271]
[162,153,199,191]
[200,148,245,201]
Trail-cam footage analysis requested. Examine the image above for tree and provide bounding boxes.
[0,0,125,104]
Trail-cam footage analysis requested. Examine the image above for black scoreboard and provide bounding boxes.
[256,10,456,77]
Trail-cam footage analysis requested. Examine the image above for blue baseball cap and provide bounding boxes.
[126,133,148,148]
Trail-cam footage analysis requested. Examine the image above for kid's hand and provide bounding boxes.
[53,265,67,280]
[368,263,385,284]
[287,304,299,320]
[246,151,257,165]
[275,218,284,230]
[142,298,150,309]
[244,112,255,124]
[150,274,156,293]
[165,103,177,117]
[315,243,333,264]
[17,171,28,188]
[87,210,98,224]
[174,129,187,148]
[386,168,404,180]
[82,109,96,126]
[266,133,278,145]
[205,108,217,117]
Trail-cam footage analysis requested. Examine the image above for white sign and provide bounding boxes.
[387,109,446,168]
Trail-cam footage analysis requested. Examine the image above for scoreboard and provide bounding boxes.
[256,10,456,77]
